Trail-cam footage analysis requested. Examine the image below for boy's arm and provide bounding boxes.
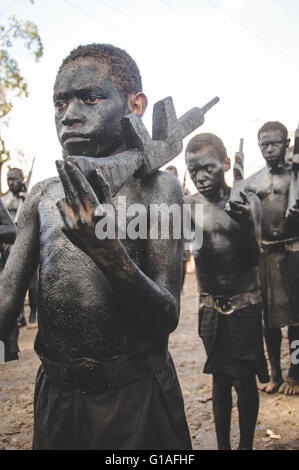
[100,175,183,335]
[0,199,16,244]
[0,184,40,340]
[56,161,183,335]
[225,191,261,267]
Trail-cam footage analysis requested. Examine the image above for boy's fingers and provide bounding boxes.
[92,169,113,204]
[64,160,98,207]
[56,160,81,216]
[229,201,244,212]
[289,207,299,216]
[241,191,249,205]
[56,199,75,231]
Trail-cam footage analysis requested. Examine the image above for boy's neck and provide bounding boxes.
[204,182,230,202]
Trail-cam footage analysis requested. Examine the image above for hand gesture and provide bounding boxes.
[225,191,254,228]
[56,159,116,258]
[286,198,299,220]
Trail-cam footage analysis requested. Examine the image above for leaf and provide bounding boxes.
[266,429,281,440]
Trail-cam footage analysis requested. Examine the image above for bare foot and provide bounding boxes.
[258,379,282,394]
[279,377,299,395]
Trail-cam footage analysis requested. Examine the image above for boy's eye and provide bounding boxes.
[207,166,213,172]
[55,100,68,111]
[82,95,102,105]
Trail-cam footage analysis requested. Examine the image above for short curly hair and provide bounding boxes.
[258,121,288,141]
[165,165,178,177]
[185,133,227,162]
[7,168,24,180]
[57,43,142,98]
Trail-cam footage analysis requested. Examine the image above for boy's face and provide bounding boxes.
[7,171,22,195]
[187,150,224,197]
[54,57,128,158]
[259,129,288,168]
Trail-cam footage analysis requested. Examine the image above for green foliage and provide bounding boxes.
[0,15,43,119]
[0,1,43,194]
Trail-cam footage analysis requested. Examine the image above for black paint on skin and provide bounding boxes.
[186,150,261,296]
[245,128,299,241]
[0,199,18,361]
[0,48,191,450]
[2,169,26,220]
[245,124,299,396]
[1,168,28,331]
[0,199,16,245]
[185,135,265,450]
[54,59,128,159]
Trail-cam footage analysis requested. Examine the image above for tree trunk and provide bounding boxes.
[0,161,3,196]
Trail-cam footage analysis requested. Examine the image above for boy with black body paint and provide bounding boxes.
[0,199,17,362]
[0,44,191,450]
[185,133,269,450]
[245,121,299,395]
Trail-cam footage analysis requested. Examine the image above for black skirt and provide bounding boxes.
[259,246,299,328]
[32,355,192,450]
[198,302,269,383]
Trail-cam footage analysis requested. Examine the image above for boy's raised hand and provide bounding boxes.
[286,198,299,220]
[225,191,254,229]
[56,159,117,257]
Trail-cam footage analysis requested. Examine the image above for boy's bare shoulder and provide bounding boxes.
[143,170,184,204]
[20,177,60,215]
[28,177,60,200]
[244,167,266,192]
[184,192,204,205]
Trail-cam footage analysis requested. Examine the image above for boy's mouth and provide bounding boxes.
[198,185,213,193]
[61,132,90,144]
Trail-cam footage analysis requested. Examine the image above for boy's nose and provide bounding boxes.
[267,143,275,151]
[198,171,207,183]
[61,99,85,126]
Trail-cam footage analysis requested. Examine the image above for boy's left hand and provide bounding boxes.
[56,159,118,258]
[225,191,254,229]
[286,199,299,220]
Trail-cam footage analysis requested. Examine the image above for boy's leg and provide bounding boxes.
[279,325,299,395]
[17,307,27,328]
[212,374,233,450]
[28,270,38,325]
[233,375,259,450]
[259,326,283,393]
[28,286,38,324]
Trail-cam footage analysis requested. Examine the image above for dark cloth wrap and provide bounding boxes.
[198,299,269,383]
[259,238,299,328]
[33,336,192,450]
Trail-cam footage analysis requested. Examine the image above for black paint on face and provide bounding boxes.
[7,172,23,195]
[187,152,224,197]
[259,130,287,168]
[54,57,128,158]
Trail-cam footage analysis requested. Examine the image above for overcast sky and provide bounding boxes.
[1,0,298,192]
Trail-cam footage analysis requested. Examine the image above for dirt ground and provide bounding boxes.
[0,273,298,450]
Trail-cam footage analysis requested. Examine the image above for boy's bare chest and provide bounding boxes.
[37,182,146,271]
[201,202,239,251]
[255,172,289,202]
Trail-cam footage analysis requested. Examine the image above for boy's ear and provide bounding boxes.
[128,92,148,117]
[223,156,231,172]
